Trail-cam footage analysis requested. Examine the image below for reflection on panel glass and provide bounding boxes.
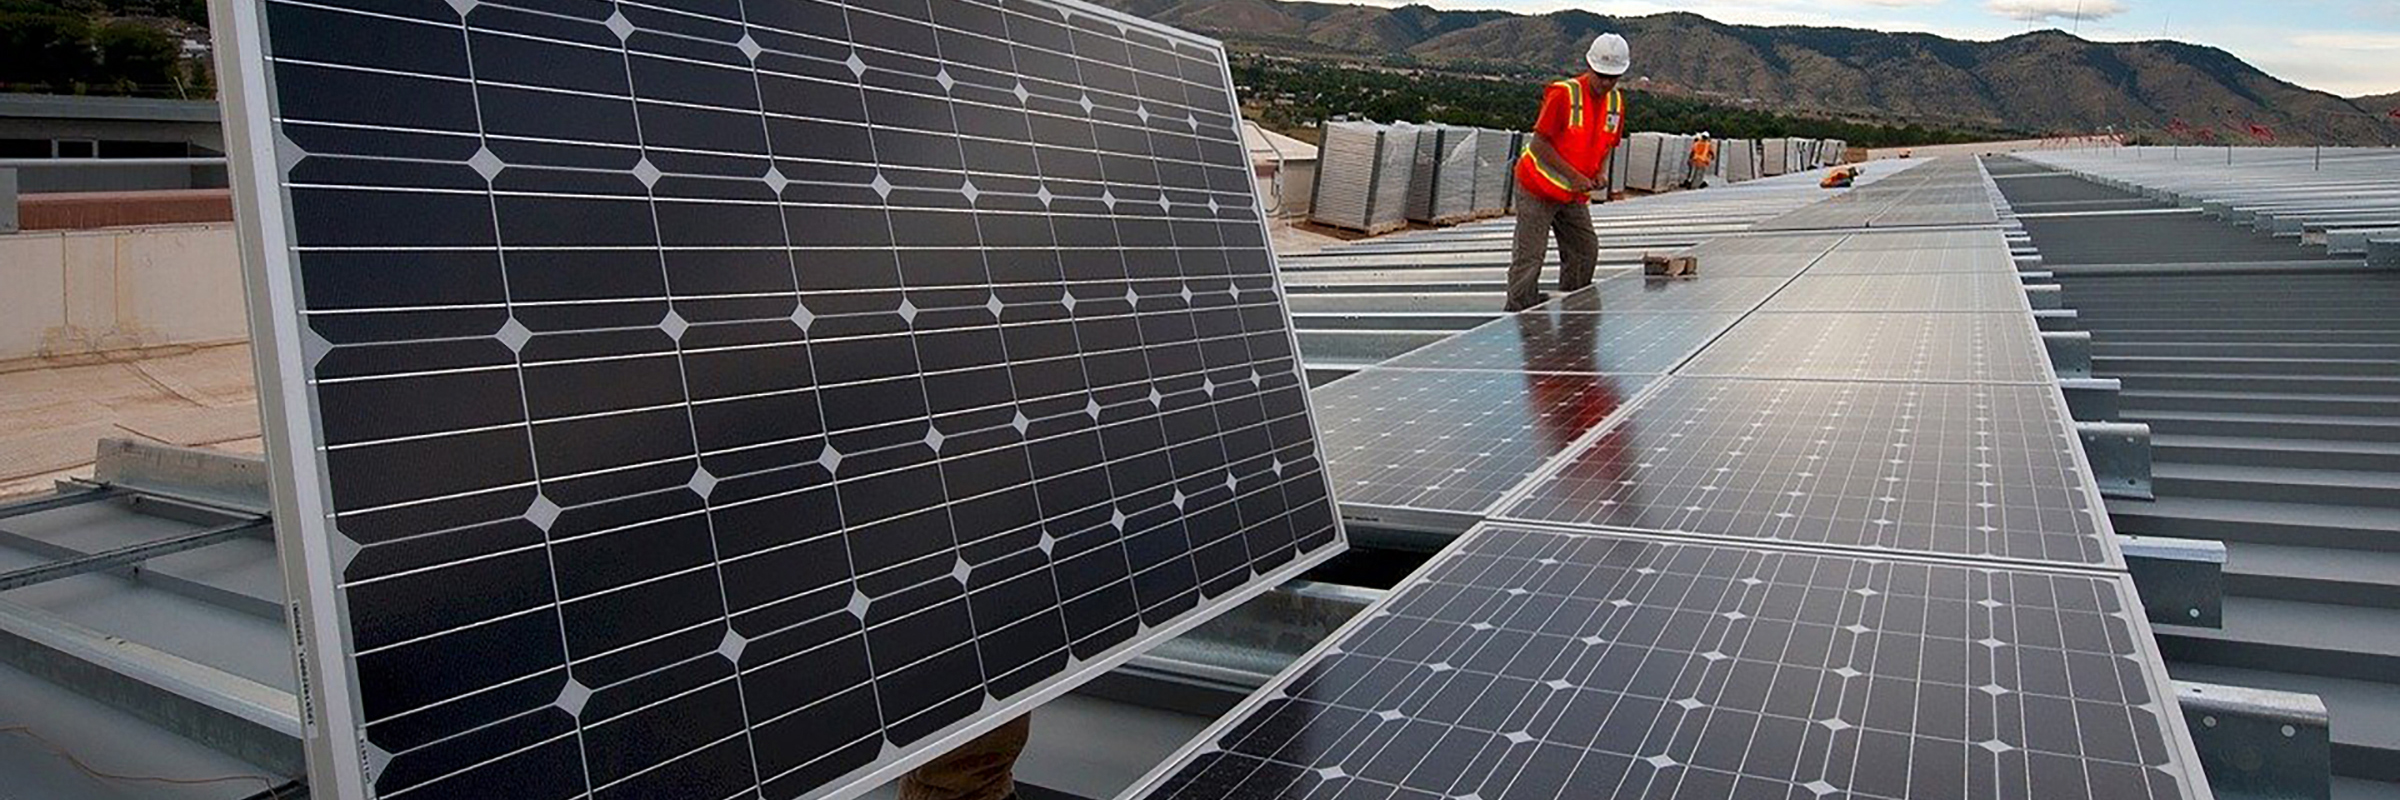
[1315,369,1655,514]
[1503,378,2109,567]
[1384,310,1741,375]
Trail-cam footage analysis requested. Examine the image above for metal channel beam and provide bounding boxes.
[0,598,303,775]
[2176,681,2331,800]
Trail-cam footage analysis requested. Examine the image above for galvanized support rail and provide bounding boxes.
[0,517,270,592]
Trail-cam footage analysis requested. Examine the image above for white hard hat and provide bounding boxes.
[1587,33,1630,76]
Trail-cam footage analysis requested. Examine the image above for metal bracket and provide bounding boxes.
[2122,536,2225,627]
[2060,376,2122,421]
[2017,270,2054,283]
[2369,238,2398,269]
[90,438,275,517]
[2024,283,2063,310]
[2175,681,2331,800]
[2032,308,2080,331]
[2077,420,2153,499]
[2043,331,2092,379]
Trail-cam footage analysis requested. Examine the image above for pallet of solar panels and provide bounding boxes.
[1308,120,1422,235]
[1472,127,1514,217]
[1621,131,1668,191]
[1660,133,1693,189]
[1720,138,1755,183]
[1402,125,1473,225]
[1506,131,1530,210]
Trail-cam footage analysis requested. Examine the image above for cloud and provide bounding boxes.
[1985,0,2127,23]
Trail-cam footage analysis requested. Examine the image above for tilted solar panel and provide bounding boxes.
[209,0,1343,796]
[1126,524,2207,800]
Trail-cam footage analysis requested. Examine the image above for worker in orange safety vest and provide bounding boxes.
[1506,33,1630,312]
[1687,133,1715,189]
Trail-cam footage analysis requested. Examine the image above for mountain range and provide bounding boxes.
[1093,0,2395,145]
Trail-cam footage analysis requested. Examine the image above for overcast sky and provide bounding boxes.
[1348,0,2400,97]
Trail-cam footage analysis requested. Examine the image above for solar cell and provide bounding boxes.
[1127,524,2206,800]
[1380,310,1743,375]
[210,0,1344,796]
[1313,368,1656,529]
[1681,313,2052,384]
[1498,378,2113,568]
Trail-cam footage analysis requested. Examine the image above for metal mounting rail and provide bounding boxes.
[0,517,269,593]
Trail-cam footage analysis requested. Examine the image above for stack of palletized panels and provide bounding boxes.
[1473,127,1513,216]
[1762,137,1791,176]
[1724,138,1758,183]
[1310,121,1421,233]
[1404,126,1477,224]
[1659,134,1693,188]
[1826,138,1848,165]
[1786,137,1808,173]
[1504,131,1528,211]
[1604,138,1626,196]
[1623,131,1668,191]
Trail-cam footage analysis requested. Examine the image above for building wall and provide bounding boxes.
[0,223,247,363]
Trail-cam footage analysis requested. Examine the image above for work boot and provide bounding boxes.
[1503,292,1551,313]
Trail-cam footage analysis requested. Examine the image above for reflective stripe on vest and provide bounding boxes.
[1518,80,1623,202]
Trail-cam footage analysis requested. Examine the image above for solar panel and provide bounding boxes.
[1680,313,2053,384]
[1762,274,2032,313]
[1544,277,1800,314]
[209,0,1345,797]
[1807,232,2017,275]
[1498,378,2114,568]
[1126,524,2207,800]
[1381,310,1743,375]
[1313,368,1655,531]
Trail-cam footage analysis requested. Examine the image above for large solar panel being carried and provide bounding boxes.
[208,0,1345,797]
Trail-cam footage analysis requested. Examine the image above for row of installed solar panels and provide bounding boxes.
[1130,157,2215,800]
[1312,120,1850,234]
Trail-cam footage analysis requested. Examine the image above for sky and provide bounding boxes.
[1345,0,2400,97]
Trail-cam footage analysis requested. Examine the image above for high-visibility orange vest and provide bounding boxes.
[1691,138,1714,167]
[1516,77,1624,204]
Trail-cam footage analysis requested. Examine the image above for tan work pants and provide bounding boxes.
[900,715,1031,800]
[1506,183,1599,311]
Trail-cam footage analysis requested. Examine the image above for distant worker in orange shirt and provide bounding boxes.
[1506,33,1630,312]
[1687,132,1715,189]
